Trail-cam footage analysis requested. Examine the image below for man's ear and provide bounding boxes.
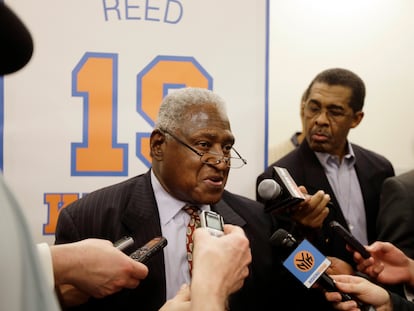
[150,129,166,160]
[351,111,364,129]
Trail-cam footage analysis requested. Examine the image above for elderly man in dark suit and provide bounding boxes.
[55,87,333,310]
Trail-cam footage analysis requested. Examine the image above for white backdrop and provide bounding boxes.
[268,0,414,176]
[2,0,268,244]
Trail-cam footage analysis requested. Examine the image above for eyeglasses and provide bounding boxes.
[304,102,353,121]
[161,129,247,169]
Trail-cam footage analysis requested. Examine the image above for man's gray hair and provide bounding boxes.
[155,87,228,132]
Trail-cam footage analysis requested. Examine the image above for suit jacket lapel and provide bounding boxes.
[119,171,166,302]
[212,199,246,227]
[121,171,162,238]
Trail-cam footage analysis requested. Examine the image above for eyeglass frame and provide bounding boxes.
[303,100,355,121]
[160,128,247,168]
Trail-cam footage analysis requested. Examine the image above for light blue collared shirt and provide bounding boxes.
[315,143,368,245]
[150,170,209,299]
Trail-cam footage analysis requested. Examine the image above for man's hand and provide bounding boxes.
[159,284,191,311]
[325,274,392,311]
[190,225,251,310]
[326,256,355,275]
[291,186,330,228]
[52,239,149,301]
[354,241,413,286]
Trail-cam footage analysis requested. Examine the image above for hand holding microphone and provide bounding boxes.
[269,229,367,308]
[258,170,330,228]
[257,167,306,213]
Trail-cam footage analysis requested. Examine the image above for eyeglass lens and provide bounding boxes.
[200,152,245,168]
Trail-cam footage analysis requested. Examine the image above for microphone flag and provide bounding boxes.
[263,166,305,214]
[282,239,331,289]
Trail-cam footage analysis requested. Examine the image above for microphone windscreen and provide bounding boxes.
[0,3,33,75]
[269,228,290,247]
[257,179,282,200]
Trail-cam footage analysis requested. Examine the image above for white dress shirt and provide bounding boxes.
[150,170,209,299]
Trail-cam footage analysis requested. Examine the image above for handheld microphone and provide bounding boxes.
[270,228,355,303]
[257,178,282,200]
[258,166,305,214]
[258,166,336,215]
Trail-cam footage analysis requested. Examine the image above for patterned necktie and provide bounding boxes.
[183,205,201,276]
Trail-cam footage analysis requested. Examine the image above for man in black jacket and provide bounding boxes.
[257,67,394,264]
[257,68,396,308]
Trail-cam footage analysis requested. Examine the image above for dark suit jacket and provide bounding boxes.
[55,170,298,310]
[257,139,395,266]
[390,292,414,311]
[377,169,414,258]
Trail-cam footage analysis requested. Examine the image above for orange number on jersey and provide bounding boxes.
[71,52,128,176]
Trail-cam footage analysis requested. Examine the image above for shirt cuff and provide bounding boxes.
[37,242,54,289]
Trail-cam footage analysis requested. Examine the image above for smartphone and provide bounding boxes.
[329,221,371,259]
[200,210,224,237]
[129,236,168,264]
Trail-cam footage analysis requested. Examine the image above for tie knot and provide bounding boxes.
[183,205,200,216]
[183,205,201,229]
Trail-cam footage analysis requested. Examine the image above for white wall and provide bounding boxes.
[268,0,414,175]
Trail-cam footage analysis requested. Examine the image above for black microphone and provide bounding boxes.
[257,178,282,200]
[258,166,336,214]
[270,228,356,303]
[258,176,305,214]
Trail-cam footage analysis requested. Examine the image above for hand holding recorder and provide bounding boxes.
[354,241,414,287]
[114,236,168,264]
[192,224,252,300]
[200,210,224,237]
[324,274,391,311]
[54,238,149,307]
[329,221,371,259]
[161,224,251,311]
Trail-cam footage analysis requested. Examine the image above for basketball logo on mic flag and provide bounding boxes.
[282,239,331,288]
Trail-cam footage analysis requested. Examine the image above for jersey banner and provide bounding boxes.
[1,0,268,244]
